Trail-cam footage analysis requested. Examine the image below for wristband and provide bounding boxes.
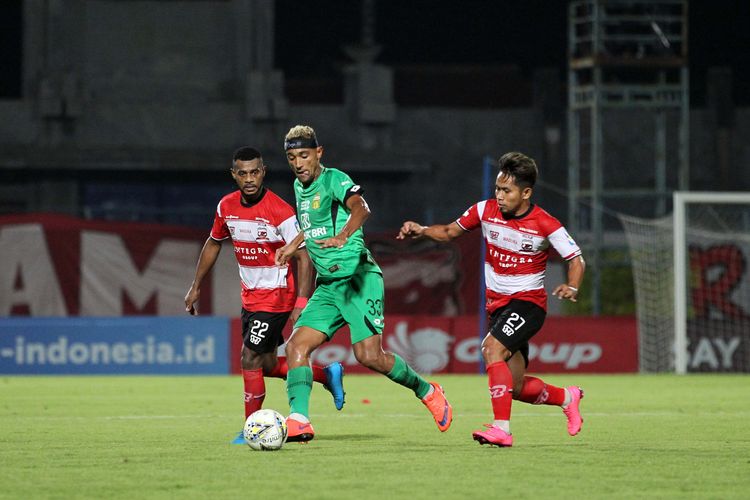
[567,286,578,292]
[294,297,309,309]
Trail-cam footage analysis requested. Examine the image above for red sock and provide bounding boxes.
[265,357,288,379]
[516,376,566,406]
[242,368,265,418]
[265,357,327,385]
[486,361,513,421]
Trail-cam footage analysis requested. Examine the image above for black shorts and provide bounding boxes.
[240,310,291,354]
[489,299,547,366]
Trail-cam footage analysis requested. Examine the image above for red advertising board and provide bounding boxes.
[230,315,638,374]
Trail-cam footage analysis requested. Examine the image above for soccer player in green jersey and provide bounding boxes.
[275,124,453,442]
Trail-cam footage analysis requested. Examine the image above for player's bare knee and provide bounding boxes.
[241,347,262,370]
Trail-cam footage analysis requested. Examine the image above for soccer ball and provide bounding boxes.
[243,409,288,451]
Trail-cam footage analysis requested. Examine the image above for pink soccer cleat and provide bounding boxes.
[472,424,513,447]
[563,386,584,436]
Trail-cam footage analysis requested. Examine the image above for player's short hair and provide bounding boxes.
[232,146,262,165]
[284,125,319,150]
[498,152,537,189]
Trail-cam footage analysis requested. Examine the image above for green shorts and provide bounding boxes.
[295,269,385,344]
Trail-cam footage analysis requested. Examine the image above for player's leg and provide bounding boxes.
[230,310,286,443]
[509,343,584,436]
[472,300,546,447]
[239,311,290,419]
[264,344,345,410]
[283,325,329,441]
[283,283,347,441]
[346,271,452,432]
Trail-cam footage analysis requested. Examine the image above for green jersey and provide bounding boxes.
[294,166,381,279]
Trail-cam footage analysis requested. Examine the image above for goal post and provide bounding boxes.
[673,191,750,374]
[621,191,750,373]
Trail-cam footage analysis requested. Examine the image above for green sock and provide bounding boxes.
[386,354,431,399]
[286,366,313,418]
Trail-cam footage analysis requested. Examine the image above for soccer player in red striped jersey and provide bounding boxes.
[185,147,345,444]
[398,152,585,447]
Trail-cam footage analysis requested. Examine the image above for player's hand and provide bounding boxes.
[553,284,579,302]
[275,244,296,265]
[316,234,348,249]
[184,287,200,315]
[397,221,425,239]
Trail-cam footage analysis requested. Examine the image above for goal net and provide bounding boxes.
[620,192,750,373]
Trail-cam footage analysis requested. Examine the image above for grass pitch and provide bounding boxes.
[1,374,749,499]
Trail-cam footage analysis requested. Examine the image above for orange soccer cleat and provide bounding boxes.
[286,417,315,443]
[421,382,453,432]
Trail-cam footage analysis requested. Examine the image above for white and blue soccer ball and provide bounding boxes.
[243,409,288,451]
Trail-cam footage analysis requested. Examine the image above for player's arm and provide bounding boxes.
[289,248,314,324]
[397,221,465,242]
[315,194,370,249]
[553,255,586,302]
[275,231,305,266]
[184,237,222,315]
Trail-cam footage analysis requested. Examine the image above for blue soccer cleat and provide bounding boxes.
[231,430,245,445]
[323,362,346,411]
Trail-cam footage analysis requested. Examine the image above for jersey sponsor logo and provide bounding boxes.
[234,246,270,256]
[487,216,506,224]
[305,227,326,238]
[300,200,310,211]
[349,184,360,192]
[312,193,321,210]
[328,264,340,273]
[521,238,533,251]
[341,180,352,186]
[225,215,239,219]
[488,247,535,265]
[257,227,268,240]
[229,226,236,237]
[519,226,539,234]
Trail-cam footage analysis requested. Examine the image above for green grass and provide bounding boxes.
[1,374,749,499]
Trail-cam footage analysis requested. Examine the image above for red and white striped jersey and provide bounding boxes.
[457,200,581,313]
[210,189,300,313]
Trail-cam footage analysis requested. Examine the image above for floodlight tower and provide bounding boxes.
[567,0,689,314]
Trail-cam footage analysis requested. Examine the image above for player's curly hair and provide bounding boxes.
[285,125,317,143]
[498,152,538,188]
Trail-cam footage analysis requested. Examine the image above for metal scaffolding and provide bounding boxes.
[567,0,689,314]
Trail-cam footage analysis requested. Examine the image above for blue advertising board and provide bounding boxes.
[0,317,229,374]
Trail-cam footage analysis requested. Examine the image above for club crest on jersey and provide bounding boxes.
[521,238,533,251]
[300,213,311,230]
[257,225,268,240]
[489,231,499,240]
[312,193,321,210]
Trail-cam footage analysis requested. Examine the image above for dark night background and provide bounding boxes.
[0,1,748,103]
